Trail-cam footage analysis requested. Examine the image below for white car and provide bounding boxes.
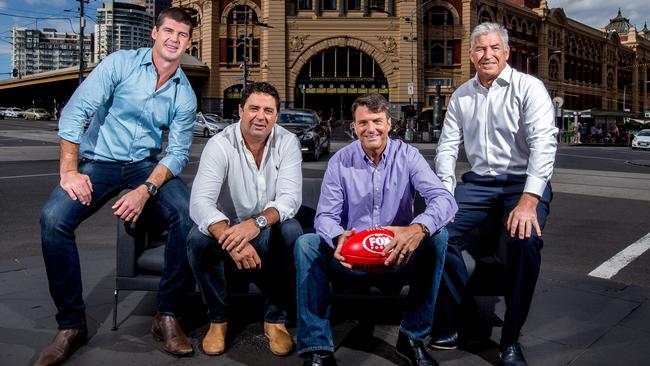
[193,112,230,137]
[4,108,24,118]
[631,129,650,150]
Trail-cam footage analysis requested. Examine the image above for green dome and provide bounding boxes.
[605,8,632,34]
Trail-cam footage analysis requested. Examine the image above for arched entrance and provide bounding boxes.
[223,84,243,119]
[295,47,388,121]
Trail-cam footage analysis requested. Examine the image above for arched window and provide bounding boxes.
[479,10,492,23]
[225,5,260,65]
[425,6,454,26]
[549,59,559,80]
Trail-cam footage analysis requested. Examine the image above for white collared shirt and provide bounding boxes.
[435,64,558,197]
[190,121,303,236]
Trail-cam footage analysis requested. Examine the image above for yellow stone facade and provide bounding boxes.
[172,0,650,125]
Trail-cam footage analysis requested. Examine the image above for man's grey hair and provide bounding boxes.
[470,22,509,49]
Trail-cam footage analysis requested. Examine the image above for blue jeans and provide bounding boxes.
[186,219,303,323]
[294,229,447,355]
[437,172,552,344]
[40,157,193,329]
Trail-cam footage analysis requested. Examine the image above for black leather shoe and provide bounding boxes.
[499,342,528,366]
[302,352,337,366]
[395,331,439,366]
[428,330,459,350]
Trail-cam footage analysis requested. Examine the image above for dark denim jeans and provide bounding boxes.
[294,229,448,355]
[40,157,192,329]
[186,219,303,324]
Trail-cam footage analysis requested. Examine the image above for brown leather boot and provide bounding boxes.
[264,322,294,356]
[34,325,88,366]
[202,322,227,356]
[151,313,194,356]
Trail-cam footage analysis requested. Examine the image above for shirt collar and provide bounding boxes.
[141,48,182,82]
[473,63,512,89]
[358,137,391,167]
[235,120,276,150]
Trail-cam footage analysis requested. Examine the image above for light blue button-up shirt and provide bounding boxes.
[58,48,196,176]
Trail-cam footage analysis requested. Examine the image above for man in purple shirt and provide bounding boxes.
[294,94,457,366]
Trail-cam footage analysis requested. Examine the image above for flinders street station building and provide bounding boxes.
[173,0,650,126]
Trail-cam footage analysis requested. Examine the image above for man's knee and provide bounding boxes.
[294,233,322,262]
[186,226,216,258]
[279,218,303,243]
[40,189,80,237]
[508,235,543,254]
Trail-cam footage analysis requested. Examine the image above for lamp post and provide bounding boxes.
[526,50,561,74]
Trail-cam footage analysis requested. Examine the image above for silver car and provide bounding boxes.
[193,112,230,137]
[23,108,52,120]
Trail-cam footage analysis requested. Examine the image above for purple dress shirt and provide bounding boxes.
[315,138,458,247]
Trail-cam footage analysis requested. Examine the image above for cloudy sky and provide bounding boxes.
[0,0,648,80]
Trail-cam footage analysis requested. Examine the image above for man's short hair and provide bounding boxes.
[470,22,509,49]
[157,7,193,34]
[240,82,281,112]
[351,93,391,122]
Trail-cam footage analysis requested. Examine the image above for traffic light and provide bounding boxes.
[406,104,416,117]
[12,68,18,78]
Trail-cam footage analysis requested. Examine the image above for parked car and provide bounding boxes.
[23,108,52,120]
[277,108,330,160]
[631,129,650,150]
[3,107,24,118]
[0,107,6,119]
[193,112,230,137]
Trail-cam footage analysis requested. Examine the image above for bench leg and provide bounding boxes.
[112,289,119,331]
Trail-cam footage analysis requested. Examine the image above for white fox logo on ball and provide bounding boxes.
[362,233,392,254]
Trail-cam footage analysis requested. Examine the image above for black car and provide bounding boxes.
[277,108,331,160]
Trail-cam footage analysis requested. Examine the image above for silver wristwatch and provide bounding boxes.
[254,215,268,229]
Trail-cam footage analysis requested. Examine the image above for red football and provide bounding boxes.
[340,227,395,272]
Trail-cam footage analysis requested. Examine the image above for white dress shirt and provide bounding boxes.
[190,121,303,236]
[435,64,558,197]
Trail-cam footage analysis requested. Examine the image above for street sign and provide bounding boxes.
[407,82,414,96]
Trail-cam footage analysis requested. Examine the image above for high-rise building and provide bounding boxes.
[94,2,154,63]
[134,0,172,20]
[11,28,92,78]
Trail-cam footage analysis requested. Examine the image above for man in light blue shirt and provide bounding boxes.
[36,8,197,366]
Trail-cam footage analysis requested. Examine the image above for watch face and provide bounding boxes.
[256,215,267,228]
[145,182,158,196]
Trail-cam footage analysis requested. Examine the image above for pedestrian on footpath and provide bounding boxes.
[432,22,557,366]
[36,8,197,365]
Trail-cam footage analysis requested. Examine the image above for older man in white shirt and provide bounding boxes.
[187,82,303,357]
[431,22,557,366]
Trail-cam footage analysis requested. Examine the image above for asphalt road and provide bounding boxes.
[1,117,649,289]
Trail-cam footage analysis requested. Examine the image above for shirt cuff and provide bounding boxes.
[411,216,435,237]
[58,130,84,145]
[198,213,230,237]
[264,201,296,222]
[159,156,183,177]
[523,175,547,198]
[318,226,344,248]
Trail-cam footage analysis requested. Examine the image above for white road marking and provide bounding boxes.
[589,232,650,279]
[0,173,59,180]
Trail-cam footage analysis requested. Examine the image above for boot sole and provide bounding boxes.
[151,331,194,357]
[428,343,458,350]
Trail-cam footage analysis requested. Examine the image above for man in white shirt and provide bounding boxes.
[431,22,557,366]
[187,82,303,357]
